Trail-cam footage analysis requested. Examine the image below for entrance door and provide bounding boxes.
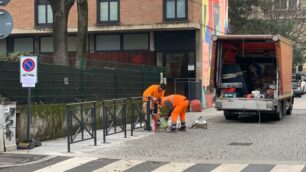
[156,52,195,94]
[165,53,187,79]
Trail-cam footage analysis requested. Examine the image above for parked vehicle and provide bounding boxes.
[301,77,306,94]
[211,35,294,120]
[293,73,306,94]
[292,82,303,97]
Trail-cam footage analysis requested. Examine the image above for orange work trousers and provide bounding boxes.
[171,100,189,124]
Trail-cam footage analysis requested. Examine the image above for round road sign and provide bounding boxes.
[0,0,10,6]
[22,59,36,72]
[0,9,13,39]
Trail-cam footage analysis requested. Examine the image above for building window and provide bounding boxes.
[275,0,288,10]
[68,36,77,52]
[14,38,34,53]
[164,0,187,21]
[97,0,119,24]
[36,0,53,26]
[0,39,6,54]
[123,34,149,50]
[289,0,298,9]
[96,34,121,51]
[40,37,53,53]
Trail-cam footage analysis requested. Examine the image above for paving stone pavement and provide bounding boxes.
[87,96,306,163]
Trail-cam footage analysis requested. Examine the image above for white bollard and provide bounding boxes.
[0,127,4,152]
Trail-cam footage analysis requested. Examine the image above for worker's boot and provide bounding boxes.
[178,122,186,131]
[167,124,177,132]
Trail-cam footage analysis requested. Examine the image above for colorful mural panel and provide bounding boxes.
[202,0,228,86]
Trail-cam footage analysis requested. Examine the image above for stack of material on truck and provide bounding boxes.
[221,64,248,97]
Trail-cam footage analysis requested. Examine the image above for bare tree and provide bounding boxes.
[75,0,88,68]
[49,0,75,65]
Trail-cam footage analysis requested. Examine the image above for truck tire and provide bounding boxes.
[224,111,238,120]
[286,98,293,115]
[274,102,283,121]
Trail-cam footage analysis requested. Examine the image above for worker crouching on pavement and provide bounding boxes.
[160,94,189,132]
[143,83,166,130]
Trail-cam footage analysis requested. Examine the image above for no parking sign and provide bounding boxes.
[20,56,38,88]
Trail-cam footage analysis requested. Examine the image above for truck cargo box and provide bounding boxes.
[210,35,294,121]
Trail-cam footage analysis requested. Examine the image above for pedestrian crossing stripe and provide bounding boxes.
[270,164,305,172]
[92,159,144,172]
[34,157,98,172]
[152,162,196,172]
[211,164,248,172]
[9,156,306,172]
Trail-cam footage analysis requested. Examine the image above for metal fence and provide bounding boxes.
[102,96,157,142]
[130,97,148,136]
[66,101,97,152]
[174,78,202,101]
[0,60,162,104]
[102,98,127,143]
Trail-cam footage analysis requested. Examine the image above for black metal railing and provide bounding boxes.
[130,97,147,136]
[66,101,97,153]
[102,98,127,143]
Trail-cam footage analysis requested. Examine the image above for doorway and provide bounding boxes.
[156,51,195,94]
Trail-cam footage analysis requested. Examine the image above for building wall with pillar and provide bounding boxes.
[201,0,228,107]
[201,0,228,86]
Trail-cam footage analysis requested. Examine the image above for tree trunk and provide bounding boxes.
[50,0,75,65]
[75,0,88,68]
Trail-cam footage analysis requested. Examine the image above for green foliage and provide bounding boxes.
[0,52,32,62]
[294,46,306,66]
[229,0,306,66]
[229,0,261,34]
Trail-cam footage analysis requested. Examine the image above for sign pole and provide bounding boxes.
[18,56,41,149]
[26,87,31,141]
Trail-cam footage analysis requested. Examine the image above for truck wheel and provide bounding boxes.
[286,99,293,115]
[274,102,283,121]
[224,111,238,120]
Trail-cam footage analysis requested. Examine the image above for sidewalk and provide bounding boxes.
[0,153,51,168]
[4,108,215,166]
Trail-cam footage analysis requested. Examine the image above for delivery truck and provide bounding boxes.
[211,35,294,120]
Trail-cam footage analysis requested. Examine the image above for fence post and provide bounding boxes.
[131,98,135,136]
[66,105,71,153]
[114,69,118,98]
[103,102,106,143]
[123,99,127,138]
[80,103,84,140]
[93,102,97,146]
[113,100,116,133]
[145,97,151,131]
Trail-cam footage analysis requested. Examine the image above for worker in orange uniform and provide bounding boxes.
[160,94,189,132]
[143,83,166,130]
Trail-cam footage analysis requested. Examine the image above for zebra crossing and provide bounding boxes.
[2,156,306,172]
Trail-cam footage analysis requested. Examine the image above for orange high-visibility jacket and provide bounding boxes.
[161,94,187,107]
[143,85,165,101]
